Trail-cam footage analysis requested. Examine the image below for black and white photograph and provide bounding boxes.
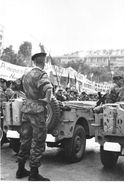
[0,0,124,190]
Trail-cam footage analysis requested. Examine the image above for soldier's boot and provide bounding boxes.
[16,160,30,179]
[28,167,50,181]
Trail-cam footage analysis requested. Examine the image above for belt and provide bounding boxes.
[25,98,47,105]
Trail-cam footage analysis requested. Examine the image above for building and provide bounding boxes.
[84,49,124,68]
[55,52,84,64]
[0,24,4,56]
[54,49,124,69]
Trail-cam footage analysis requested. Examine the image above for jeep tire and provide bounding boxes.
[100,146,119,168]
[64,125,86,163]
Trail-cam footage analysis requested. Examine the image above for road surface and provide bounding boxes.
[1,138,124,181]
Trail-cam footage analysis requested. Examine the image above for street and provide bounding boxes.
[1,137,124,181]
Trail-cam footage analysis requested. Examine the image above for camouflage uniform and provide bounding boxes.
[106,84,120,103]
[17,67,52,168]
[106,74,124,103]
[117,86,124,101]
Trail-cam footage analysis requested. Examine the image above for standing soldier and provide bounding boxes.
[16,45,53,181]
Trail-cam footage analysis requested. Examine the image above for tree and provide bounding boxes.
[17,41,32,66]
[0,45,18,64]
[0,42,33,67]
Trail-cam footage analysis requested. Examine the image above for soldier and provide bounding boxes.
[16,45,53,181]
[106,75,124,103]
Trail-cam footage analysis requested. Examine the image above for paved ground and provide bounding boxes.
[1,137,124,181]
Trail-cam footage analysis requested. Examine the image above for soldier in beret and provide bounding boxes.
[16,45,53,181]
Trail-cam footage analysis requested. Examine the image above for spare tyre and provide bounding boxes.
[46,96,61,133]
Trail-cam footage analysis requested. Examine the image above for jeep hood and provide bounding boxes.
[63,100,96,108]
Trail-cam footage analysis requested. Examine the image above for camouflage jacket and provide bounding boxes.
[17,67,52,113]
[106,84,120,103]
[118,86,124,101]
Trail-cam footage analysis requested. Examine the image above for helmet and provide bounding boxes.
[32,44,47,61]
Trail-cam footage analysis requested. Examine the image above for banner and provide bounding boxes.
[0,59,111,94]
[0,60,31,81]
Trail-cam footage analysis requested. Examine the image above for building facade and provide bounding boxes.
[0,25,4,56]
[84,49,124,68]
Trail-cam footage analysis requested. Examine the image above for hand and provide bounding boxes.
[39,98,48,104]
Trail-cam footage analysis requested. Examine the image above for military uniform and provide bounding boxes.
[17,67,52,168]
[106,84,120,103]
[106,75,124,103]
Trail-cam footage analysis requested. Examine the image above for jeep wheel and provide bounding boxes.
[10,139,20,153]
[100,146,119,168]
[64,125,86,163]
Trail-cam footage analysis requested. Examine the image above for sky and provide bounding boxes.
[0,0,124,56]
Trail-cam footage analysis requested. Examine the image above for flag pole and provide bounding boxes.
[49,54,60,87]
[40,44,60,88]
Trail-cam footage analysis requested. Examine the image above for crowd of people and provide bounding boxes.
[1,72,124,113]
[53,85,98,102]
[0,78,99,105]
[1,73,124,111]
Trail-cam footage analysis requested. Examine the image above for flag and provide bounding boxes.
[67,72,70,88]
[74,74,77,84]
[74,74,79,92]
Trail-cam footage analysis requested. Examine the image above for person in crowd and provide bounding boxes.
[79,91,88,101]
[0,78,8,144]
[68,87,77,100]
[73,90,79,100]
[15,45,53,181]
[55,87,67,101]
[65,87,71,100]
[5,81,15,101]
[0,78,7,109]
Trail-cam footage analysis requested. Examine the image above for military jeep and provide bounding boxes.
[94,102,124,168]
[3,96,96,163]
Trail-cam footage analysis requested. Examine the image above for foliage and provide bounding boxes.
[17,41,32,66]
[18,41,32,58]
[0,41,32,66]
[1,45,18,65]
[1,43,121,83]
